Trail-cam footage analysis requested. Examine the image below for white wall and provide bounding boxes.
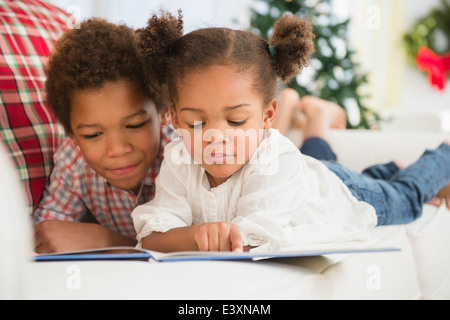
[401,0,450,115]
[53,0,255,31]
[341,0,449,131]
[51,0,450,130]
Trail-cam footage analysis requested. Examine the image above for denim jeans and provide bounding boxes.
[300,137,337,161]
[300,138,450,226]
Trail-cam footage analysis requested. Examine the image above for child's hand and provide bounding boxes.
[194,222,243,253]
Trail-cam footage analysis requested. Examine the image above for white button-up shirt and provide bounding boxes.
[132,129,377,252]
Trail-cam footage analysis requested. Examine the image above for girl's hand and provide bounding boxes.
[194,222,243,252]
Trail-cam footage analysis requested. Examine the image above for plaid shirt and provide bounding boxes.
[0,1,69,214]
[34,125,174,239]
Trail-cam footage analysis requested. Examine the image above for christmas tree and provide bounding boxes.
[250,0,379,129]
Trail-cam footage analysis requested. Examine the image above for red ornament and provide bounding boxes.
[416,46,450,91]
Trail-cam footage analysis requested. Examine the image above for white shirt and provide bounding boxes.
[132,129,377,252]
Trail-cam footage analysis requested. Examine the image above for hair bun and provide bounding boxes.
[137,9,184,85]
[269,14,315,82]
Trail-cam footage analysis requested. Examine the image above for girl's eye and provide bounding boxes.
[127,120,149,129]
[83,132,103,140]
[228,120,247,126]
[187,122,205,129]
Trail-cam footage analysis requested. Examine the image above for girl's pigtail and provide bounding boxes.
[269,14,315,83]
[137,9,183,87]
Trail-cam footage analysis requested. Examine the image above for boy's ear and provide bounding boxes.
[169,107,180,129]
[160,109,172,125]
[263,99,277,130]
[69,133,79,146]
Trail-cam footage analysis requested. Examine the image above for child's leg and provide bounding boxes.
[323,142,450,225]
[361,161,444,207]
[361,162,400,180]
[273,88,305,136]
[300,137,337,161]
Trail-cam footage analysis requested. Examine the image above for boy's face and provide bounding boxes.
[69,81,161,193]
[171,65,276,188]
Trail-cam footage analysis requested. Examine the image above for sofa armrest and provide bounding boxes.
[329,130,449,172]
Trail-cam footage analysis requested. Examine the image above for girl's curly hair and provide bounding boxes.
[137,10,315,106]
[46,18,161,135]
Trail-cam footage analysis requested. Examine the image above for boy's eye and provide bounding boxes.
[127,120,149,129]
[228,120,247,126]
[83,132,103,139]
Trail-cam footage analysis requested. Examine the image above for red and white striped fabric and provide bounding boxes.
[0,0,69,214]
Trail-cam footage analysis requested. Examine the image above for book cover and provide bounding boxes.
[33,246,400,262]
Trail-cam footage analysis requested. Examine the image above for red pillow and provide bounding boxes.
[0,0,69,214]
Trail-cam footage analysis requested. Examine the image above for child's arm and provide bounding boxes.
[34,220,136,254]
[141,222,244,253]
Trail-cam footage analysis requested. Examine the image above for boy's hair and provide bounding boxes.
[137,10,315,106]
[46,18,161,135]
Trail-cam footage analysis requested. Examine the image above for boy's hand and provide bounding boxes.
[33,220,136,254]
[194,222,243,252]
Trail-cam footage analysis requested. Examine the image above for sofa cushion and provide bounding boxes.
[0,0,69,214]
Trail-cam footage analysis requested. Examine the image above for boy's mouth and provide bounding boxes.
[109,163,140,176]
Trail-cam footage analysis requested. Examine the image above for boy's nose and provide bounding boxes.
[106,136,133,157]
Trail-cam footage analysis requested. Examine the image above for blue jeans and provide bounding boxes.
[301,138,450,226]
[300,137,337,161]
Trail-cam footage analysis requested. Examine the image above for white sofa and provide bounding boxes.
[2,129,449,300]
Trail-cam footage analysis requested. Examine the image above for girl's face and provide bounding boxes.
[171,65,277,188]
[69,81,161,194]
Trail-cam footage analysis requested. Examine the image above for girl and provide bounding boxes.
[132,11,450,253]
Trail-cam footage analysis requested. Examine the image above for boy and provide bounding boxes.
[33,18,173,254]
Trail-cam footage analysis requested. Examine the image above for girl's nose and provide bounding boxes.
[204,128,231,144]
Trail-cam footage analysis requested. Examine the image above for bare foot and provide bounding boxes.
[428,197,444,207]
[291,109,307,130]
[300,96,347,130]
[299,95,347,141]
[394,161,404,170]
[436,184,450,210]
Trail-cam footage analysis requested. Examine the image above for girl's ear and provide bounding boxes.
[263,99,277,130]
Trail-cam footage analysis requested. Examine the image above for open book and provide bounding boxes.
[34,246,400,263]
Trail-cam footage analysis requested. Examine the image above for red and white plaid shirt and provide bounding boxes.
[0,1,69,214]
[34,125,174,239]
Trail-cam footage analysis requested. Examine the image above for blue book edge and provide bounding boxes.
[33,246,401,263]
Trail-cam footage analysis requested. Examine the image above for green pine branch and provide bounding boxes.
[250,0,379,129]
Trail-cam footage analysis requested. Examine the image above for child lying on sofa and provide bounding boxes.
[32,18,174,253]
[131,11,450,253]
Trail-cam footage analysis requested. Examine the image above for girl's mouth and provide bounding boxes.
[203,153,234,164]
